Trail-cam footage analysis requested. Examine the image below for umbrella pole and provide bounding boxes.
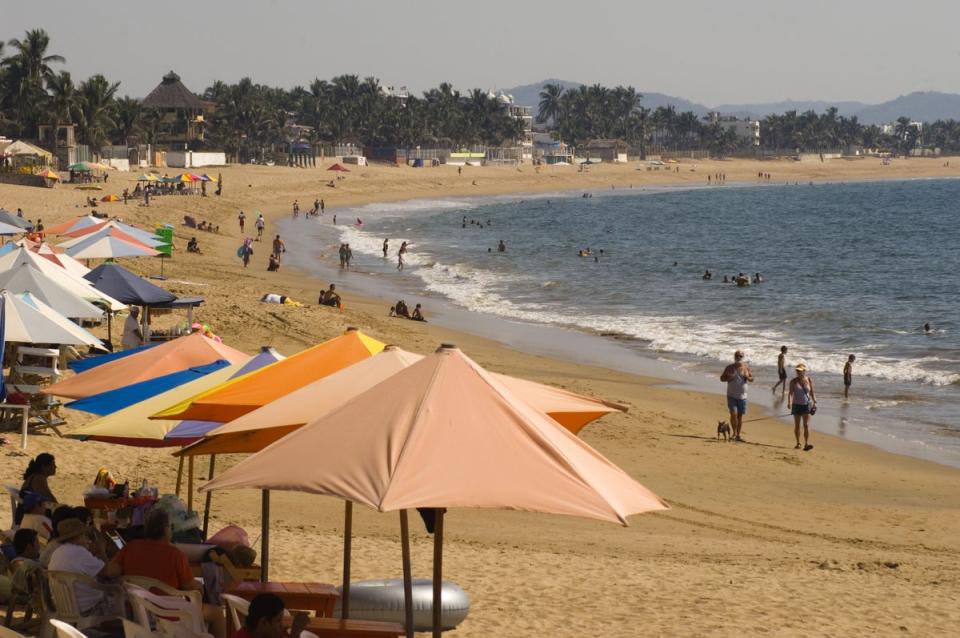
[260,489,270,583]
[187,455,195,512]
[107,311,112,348]
[202,455,216,537]
[432,509,444,638]
[342,501,353,619]
[400,510,414,638]
[175,455,184,496]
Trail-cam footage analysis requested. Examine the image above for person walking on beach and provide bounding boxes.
[238,211,246,233]
[320,199,325,214]
[397,241,408,271]
[255,214,265,241]
[344,243,353,269]
[720,350,753,442]
[240,240,254,268]
[787,362,816,450]
[843,355,855,398]
[382,238,389,258]
[772,345,788,396]
[272,235,285,263]
[338,244,347,269]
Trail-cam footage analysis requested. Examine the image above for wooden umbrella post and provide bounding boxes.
[342,501,353,619]
[186,455,195,512]
[432,508,444,638]
[261,490,270,583]
[400,510,414,638]
[202,455,216,537]
[175,455,184,497]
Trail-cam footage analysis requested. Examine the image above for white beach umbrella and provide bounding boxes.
[34,245,91,278]
[64,234,160,260]
[58,225,165,250]
[0,263,105,319]
[1,291,105,348]
[0,247,125,311]
[0,220,25,236]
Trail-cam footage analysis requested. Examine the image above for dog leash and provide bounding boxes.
[740,413,791,424]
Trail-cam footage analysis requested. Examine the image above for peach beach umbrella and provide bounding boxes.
[44,215,103,236]
[44,331,248,400]
[201,344,666,637]
[177,345,626,457]
[64,233,160,259]
[151,327,385,423]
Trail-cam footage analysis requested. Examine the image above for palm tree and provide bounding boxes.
[114,96,144,146]
[536,83,564,125]
[78,74,120,148]
[45,71,82,139]
[1,28,65,136]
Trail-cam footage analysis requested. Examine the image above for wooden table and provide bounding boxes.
[227,581,340,618]
[303,618,405,638]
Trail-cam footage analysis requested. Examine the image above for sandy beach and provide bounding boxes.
[2,157,959,636]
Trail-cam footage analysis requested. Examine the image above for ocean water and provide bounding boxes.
[279,178,960,468]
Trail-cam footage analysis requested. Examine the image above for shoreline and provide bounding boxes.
[277,181,960,470]
[2,157,959,636]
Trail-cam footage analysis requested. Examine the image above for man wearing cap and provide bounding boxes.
[720,350,753,441]
[47,518,114,614]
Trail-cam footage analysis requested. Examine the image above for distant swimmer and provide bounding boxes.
[924,322,932,333]
[578,248,593,257]
[722,275,729,283]
[703,270,713,280]
[382,238,389,258]
[356,218,363,226]
[843,354,855,398]
[497,240,506,253]
[735,273,750,286]
[753,272,763,284]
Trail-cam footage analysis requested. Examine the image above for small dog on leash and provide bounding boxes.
[717,421,732,441]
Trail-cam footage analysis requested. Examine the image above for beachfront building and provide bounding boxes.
[579,139,629,163]
[37,123,80,167]
[141,71,207,149]
[489,92,534,163]
[705,112,761,147]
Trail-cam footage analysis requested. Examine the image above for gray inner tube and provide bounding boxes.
[334,579,470,632]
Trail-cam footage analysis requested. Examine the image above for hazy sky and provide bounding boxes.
[5,1,960,105]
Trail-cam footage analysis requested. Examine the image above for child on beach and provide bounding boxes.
[772,346,788,396]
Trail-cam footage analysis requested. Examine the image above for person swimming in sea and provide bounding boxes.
[924,322,932,333]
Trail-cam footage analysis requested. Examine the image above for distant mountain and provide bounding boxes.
[504,80,960,125]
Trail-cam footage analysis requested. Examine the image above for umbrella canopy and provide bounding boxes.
[68,342,160,373]
[62,220,163,246]
[327,163,350,172]
[1,291,104,348]
[0,247,124,311]
[64,233,160,259]
[180,345,626,457]
[0,211,33,230]
[65,360,231,416]
[43,332,248,400]
[100,194,121,203]
[137,174,159,182]
[201,343,665,523]
[83,263,176,305]
[44,215,103,236]
[0,263,105,319]
[68,161,96,171]
[0,220,26,235]
[32,243,91,278]
[66,348,282,447]
[152,328,385,423]
[38,169,60,181]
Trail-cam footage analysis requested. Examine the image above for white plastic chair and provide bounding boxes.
[45,571,122,631]
[0,625,29,638]
[119,576,202,614]
[121,618,156,638]
[124,585,210,638]
[220,593,249,633]
[48,619,87,638]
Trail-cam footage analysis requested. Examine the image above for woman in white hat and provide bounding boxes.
[787,362,817,451]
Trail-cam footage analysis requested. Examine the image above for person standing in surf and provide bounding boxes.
[720,350,753,442]
[397,241,408,271]
[787,363,816,451]
[382,238,389,258]
[772,345,788,396]
[843,355,855,398]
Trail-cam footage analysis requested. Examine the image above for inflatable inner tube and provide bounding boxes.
[334,578,469,632]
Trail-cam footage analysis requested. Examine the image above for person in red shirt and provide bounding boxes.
[232,594,309,638]
[104,509,225,638]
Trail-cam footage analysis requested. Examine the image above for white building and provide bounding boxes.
[705,112,760,147]
[494,92,534,162]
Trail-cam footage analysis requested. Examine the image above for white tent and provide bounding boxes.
[0,247,125,311]
[2,291,104,348]
[0,263,105,319]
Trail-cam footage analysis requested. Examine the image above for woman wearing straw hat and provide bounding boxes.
[787,362,817,451]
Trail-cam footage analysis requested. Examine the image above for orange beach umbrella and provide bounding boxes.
[152,327,385,423]
[202,344,665,637]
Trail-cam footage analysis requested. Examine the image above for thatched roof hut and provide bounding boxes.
[142,71,204,111]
